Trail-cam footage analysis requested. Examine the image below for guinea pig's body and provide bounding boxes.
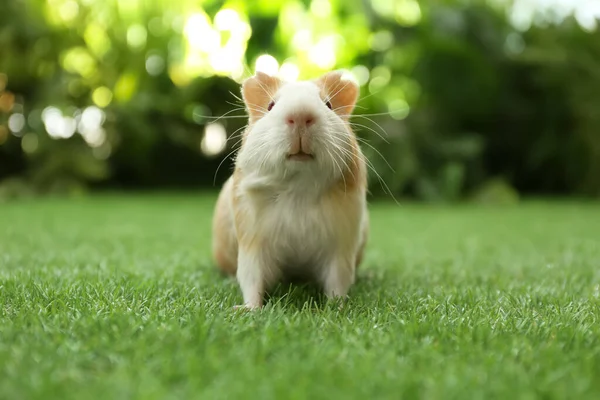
[212,71,369,309]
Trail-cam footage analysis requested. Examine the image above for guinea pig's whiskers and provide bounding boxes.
[213,145,241,186]
[332,144,352,187]
[328,129,399,205]
[353,89,384,106]
[338,148,357,182]
[358,151,396,203]
[228,90,245,104]
[226,137,244,151]
[329,136,354,166]
[324,146,346,193]
[349,122,389,144]
[365,160,399,205]
[354,112,397,117]
[351,116,390,139]
[226,88,269,115]
[233,102,268,115]
[197,108,251,123]
[227,133,245,145]
[253,78,276,103]
[330,104,370,115]
[331,104,356,113]
[329,79,353,101]
[248,105,268,112]
[328,120,390,145]
[330,116,396,198]
[226,124,249,142]
[198,104,267,124]
[212,124,251,185]
[225,100,244,108]
[323,136,355,186]
[355,137,395,173]
[224,104,267,119]
[227,136,244,151]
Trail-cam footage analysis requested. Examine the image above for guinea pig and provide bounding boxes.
[211,70,369,310]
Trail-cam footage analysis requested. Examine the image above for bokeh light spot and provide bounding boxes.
[84,24,111,58]
[369,77,388,93]
[93,143,112,160]
[168,65,189,87]
[127,24,148,49]
[21,133,39,153]
[62,47,96,78]
[78,106,107,147]
[310,0,332,17]
[292,30,312,51]
[146,55,165,76]
[114,73,138,101]
[42,107,76,139]
[185,13,220,53]
[369,66,391,92]
[0,92,15,113]
[279,62,300,82]
[59,0,79,22]
[308,36,337,69]
[8,113,26,133]
[84,127,106,147]
[201,123,227,156]
[79,106,105,131]
[255,55,279,76]
[92,87,113,108]
[214,9,240,31]
[388,99,410,120]
[171,15,185,33]
[369,31,394,52]
[371,0,394,17]
[192,104,211,124]
[351,65,370,86]
[341,70,358,85]
[575,8,598,32]
[395,0,422,26]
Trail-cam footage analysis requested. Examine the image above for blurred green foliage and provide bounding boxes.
[1,0,599,201]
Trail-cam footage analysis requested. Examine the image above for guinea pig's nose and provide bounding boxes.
[286,112,316,128]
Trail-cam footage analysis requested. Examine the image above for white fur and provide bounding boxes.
[227,80,367,309]
[236,81,355,188]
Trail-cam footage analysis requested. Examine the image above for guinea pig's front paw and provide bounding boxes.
[326,294,349,310]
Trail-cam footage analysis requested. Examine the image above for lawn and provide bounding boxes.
[1,194,599,400]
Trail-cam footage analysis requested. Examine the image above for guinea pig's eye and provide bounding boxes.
[267,101,275,111]
[325,100,332,110]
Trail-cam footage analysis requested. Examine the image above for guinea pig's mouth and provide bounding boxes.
[286,151,314,161]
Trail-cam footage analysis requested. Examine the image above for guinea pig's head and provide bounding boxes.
[235,71,362,184]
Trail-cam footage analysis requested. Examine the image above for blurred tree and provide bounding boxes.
[0,0,599,201]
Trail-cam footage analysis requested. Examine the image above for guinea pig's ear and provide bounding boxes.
[316,71,359,119]
[241,72,281,122]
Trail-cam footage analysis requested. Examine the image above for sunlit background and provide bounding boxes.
[1,0,599,201]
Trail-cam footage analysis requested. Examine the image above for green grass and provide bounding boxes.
[1,194,600,400]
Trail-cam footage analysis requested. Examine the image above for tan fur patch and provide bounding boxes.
[315,71,359,119]
[242,72,282,124]
[212,177,238,275]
